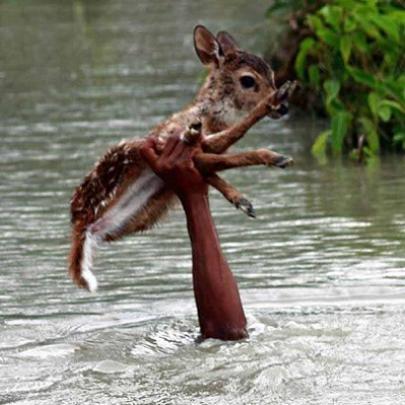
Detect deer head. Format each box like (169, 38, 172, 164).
(193, 25, 288, 127)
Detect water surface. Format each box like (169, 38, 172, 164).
(1, 1, 405, 404)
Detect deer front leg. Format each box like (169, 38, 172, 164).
(206, 173, 255, 218)
(203, 81, 297, 154)
(195, 149, 293, 173)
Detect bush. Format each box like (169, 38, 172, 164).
(267, 0, 405, 162)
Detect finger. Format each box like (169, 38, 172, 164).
(140, 138, 159, 171)
(161, 135, 180, 159)
(167, 137, 190, 163)
(178, 145, 193, 162)
(177, 142, 200, 166)
(168, 126, 201, 163)
(139, 137, 155, 157)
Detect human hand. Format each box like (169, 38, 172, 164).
(140, 133, 208, 199)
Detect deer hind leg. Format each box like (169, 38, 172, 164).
(70, 168, 165, 292)
(195, 149, 293, 173)
(206, 174, 255, 218)
(104, 188, 177, 241)
(88, 168, 165, 240)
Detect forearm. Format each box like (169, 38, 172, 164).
(140, 134, 247, 340)
(179, 192, 247, 340)
(181, 193, 224, 271)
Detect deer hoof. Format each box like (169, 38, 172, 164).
(275, 83, 290, 103)
(275, 155, 294, 169)
(236, 198, 256, 218)
(275, 80, 298, 103)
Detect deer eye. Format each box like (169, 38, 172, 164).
(239, 75, 256, 89)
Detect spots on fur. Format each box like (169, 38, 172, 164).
(70, 139, 145, 226)
(69, 29, 281, 292)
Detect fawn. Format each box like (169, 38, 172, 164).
(69, 25, 296, 292)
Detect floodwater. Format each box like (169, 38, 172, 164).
(1, 1, 405, 404)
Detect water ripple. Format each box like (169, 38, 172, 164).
(1, 1, 405, 404)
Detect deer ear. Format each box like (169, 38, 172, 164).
(216, 31, 239, 56)
(193, 25, 222, 66)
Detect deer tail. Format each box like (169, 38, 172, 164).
(68, 222, 99, 293)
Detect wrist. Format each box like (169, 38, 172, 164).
(178, 189, 209, 211)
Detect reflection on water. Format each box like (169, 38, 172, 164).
(1, 1, 405, 404)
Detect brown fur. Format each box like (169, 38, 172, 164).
(104, 188, 177, 241)
(70, 139, 145, 225)
(68, 25, 295, 291)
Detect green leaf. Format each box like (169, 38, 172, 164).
(308, 65, 320, 86)
(331, 111, 351, 155)
(319, 5, 343, 31)
(307, 15, 324, 32)
(352, 32, 368, 53)
(359, 116, 380, 153)
(380, 100, 405, 114)
(295, 37, 316, 79)
(340, 36, 352, 63)
(324, 79, 341, 110)
(393, 132, 405, 149)
(353, 12, 382, 39)
(391, 76, 405, 101)
(347, 67, 385, 93)
(371, 15, 400, 42)
(393, 132, 405, 142)
(324, 79, 340, 99)
(378, 105, 391, 122)
(317, 28, 340, 47)
(364, 148, 380, 166)
(344, 17, 357, 33)
(311, 130, 330, 163)
(368, 92, 380, 116)
(347, 67, 375, 87)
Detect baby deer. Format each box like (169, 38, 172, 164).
(69, 25, 296, 292)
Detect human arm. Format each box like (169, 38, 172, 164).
(140, 136, 247, 340)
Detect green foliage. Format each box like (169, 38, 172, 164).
(268, 0, 405, 161)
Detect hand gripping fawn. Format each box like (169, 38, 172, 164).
(69, 25, 296, 292)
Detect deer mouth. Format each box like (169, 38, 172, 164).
(268, 103, 289, 119)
